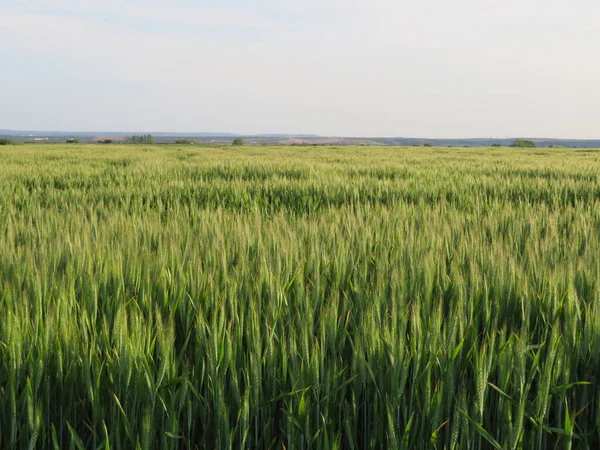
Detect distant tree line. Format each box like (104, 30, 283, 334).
(0, 138, 16, 145)
(290, 143, 326, 147)
(126, 134, 154, 144)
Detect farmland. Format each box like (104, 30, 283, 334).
(1, 144, 600, 449)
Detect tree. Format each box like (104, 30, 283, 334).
(0, 138, 15, 145)
(232, 138, 245, 146)
(126, 134, 154, 144)
(66, 139, 80, 144)
(511, 139, 536, 148)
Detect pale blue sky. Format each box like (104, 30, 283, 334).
(1, 0, 599, 137)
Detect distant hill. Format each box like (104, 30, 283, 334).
(1, 129, 599, 148)
(0, 130, 239, 138)
(368, 137, 600, 148)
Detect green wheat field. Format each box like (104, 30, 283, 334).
(1, 144, 600, 449)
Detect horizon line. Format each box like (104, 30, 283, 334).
(2, 129, 600, 141)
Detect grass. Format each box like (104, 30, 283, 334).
(1, 144, 599, 449)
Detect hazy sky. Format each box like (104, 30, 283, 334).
(1, 0, 599, 137)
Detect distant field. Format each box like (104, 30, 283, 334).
(1, 144, 600, 449)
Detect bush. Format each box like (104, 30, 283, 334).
(0, 138, 15, 145)
(66, 139, 80, 144)
(232, 138, 245, 146)
(511, 139, 536, 148)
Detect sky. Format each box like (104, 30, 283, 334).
(1, 0, 599, 138)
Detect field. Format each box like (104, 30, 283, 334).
(1, 144, 600, 449)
